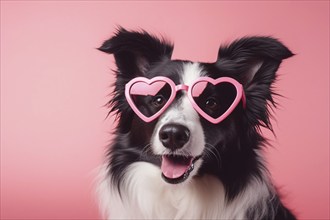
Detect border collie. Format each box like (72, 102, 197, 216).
(97, 27, 296, 219)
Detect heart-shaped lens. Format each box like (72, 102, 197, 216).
(189, 77, 243, 124)
(125, 77, 176, 122)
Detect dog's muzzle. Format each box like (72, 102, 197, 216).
(158, 123, 201, 184)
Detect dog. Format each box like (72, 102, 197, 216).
(97, 27, 296, 219)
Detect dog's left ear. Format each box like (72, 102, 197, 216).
(216, 37, 294, 128)
(98, 27, 174, 77)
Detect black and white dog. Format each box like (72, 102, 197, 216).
(98, 28, 296, 219)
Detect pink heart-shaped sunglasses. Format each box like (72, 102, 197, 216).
(125, 76, 246, 124)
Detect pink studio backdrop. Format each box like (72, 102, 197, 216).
(1, 1, 329, 219)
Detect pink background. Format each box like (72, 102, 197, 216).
(1, 1, 329, 219)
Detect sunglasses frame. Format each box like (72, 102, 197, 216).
(125, 76, 246, 124)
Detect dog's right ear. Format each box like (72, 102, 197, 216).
(98, 27, 174, 77)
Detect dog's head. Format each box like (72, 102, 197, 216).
(99, 28, 293, 185)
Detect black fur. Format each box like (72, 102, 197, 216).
(99, 27, 295, 219)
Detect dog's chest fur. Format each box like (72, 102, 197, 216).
(98, 162, 271, 219)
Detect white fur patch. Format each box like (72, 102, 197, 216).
(151, 62, 205, 175)
(98, 161, 272, 219)
(181, 62, 206, 85)
(151, 63, 205, 156)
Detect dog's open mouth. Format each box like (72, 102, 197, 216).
(161, 155, 201, 184)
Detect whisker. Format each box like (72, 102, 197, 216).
(139, 143, 153, 160)
(204, 143, 222, 169)
(139, 143, 165, 161)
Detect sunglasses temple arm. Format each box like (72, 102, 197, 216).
(241, 90, 247, 109)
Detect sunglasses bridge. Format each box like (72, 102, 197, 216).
(175, 84, 189, 92)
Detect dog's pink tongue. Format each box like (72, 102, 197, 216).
(161, 155, 192, 179)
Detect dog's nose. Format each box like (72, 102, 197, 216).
(159, 123, 190, 150)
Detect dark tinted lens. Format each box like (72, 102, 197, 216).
(192, 82, 237, 118)
(130, 81, 172, 117)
